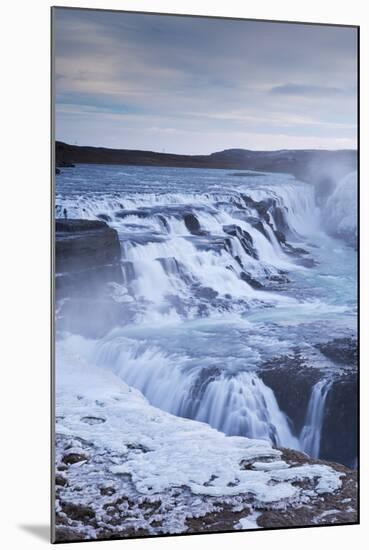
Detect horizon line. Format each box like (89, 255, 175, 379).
(56, 140, 358, 156)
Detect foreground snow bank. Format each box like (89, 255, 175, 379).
(54, 340, 356, 541)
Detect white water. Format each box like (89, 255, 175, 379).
(88, 334, 299, 448)
(56, 165, 357, 460)
(323, 171, 357, 246)
(300, 380, 333, 457)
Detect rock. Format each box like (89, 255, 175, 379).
(194, 286, 219, 300)
(81, 416, 106, 425)
(60, 501, 95, 521)
(257, 448, 357, 528)
(295, 257, 318, 268)
(54, 418, 357, 544)
(223, 224, 258, 259)
(100, 486, 116, 496)
(259, 353, 321, 435)
(55, 168, 60, 175)
(317, 338, 358, 366)
(55, 219, 122, 299)
(55, 220, 121, 269)
(183, 213, 202, 235)
(270, 205, 289, 234)
(260, 348, 358, 467)
(54, 526, 86, 542)
(240, 272, 263, 289)
(55, 474, 67, 487)
(97, 213, 112, 222)
(320, 372, 358, 467)
(244, 216, 271, 242)
(62, 452, 89, 465)
(116, 209, 150, 219)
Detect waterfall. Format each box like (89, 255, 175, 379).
(300, 379, 332, 458)
(90, 336, 300, 450)
(322, 171, 357, 246)
(56, 165, 353, 462)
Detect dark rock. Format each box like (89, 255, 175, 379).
(81, 416, 106, 425)
(295, 257, 318, 268)
(100, 486, 116, 496)
(55, 219, 122, 299)
(257, 448, 357, 528)
(54, 526, 86, 542)
(55, 474, 67, 487)
(241, 194, 268, 219)
(244, 216, 271, 241)
(259, 353, 321, 435)
(97, 213, 112, 222)
(271, 205, 289, 233)
(115, 209, 151, 219)
(317, 338, 358, 366)
(62, 452, 88, 465)
(157, 214, 170, 232)
(260, 348, 358, 467)
(266, 273, 289, 284)
(60, 501, 95, 521)
(223, 224, 258, 259)
(320, 372, 358, 467)
(55, 167, 60, 175)
(183, 213, 202, 235)
(240, 272, 263, 289)
(194, 286, 219, 300)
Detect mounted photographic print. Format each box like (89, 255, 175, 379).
(52, 7, 359, 543)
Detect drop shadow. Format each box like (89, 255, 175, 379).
(18, 524, 50, 542)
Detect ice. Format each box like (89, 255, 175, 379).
(56, 341, 343, 509)
(237, 511, 262, 529)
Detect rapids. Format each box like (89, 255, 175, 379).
(55, 164, 357, 458)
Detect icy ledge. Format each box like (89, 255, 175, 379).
(54, 344, 357, 542)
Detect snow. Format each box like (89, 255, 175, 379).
(237, 511, 261, 530)
(55, 340, 344, 536)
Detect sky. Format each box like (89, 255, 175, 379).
(54, 8, 358, 154)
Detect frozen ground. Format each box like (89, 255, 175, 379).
(54, 343, 357, 541)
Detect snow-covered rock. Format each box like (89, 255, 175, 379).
(53, 341, 357, 542)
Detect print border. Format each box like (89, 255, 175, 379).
(50, 6, 360, 543)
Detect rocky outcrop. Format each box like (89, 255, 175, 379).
(55, 219, 131, 338)
(54, 435, 357, 542)
(183, 213, 206, 235)
(223, 224, 258, 259)
(55, 219, 122, 298)
(259, 341, 358, 467)
(256, 448, 357, 528)
(259, 353, 321, 435)
(317, 338, 358, 366)
(320, 372, 357, 467)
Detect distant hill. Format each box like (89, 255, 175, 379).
(55, 141, 357, 184)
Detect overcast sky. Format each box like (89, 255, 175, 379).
(54, 8, 358, 154)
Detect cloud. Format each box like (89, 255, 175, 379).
(53, 8, 358, 153)
(270, 83, 353, 97)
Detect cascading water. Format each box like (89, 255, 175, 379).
(300, 380, 332, 458)
(322, 171, 357, 246)
(56, 164, 357, 461)
(90, 335, 300, 449)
